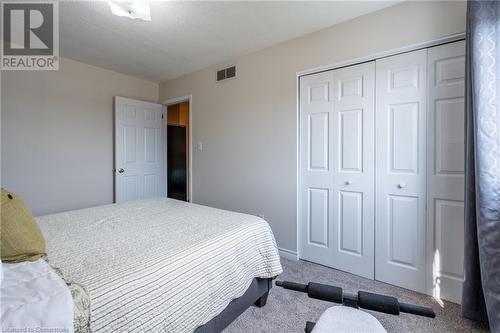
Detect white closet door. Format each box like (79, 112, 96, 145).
(331, 62, 375, 278)
(426, 41, 465, 304)
(299, 63, 375, 278)
(299, 71, 335, 265)
(375, 49, 427, 292)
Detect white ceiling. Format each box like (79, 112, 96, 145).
(60, 1, 400, 83)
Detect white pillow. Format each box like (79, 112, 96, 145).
(0, 259, 74, 332)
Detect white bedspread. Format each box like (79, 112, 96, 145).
(37, 197, 282, 332)
(0, 259, 74, 333)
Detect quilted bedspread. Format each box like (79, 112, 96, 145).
(37, 197, 282, 332)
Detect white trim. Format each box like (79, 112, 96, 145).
(295, 32, 465, 262)
(162, 95, 193, 203)
(279, 247, 299, 261)
(295, 72, 301, 261)
(163, 95, 193, 106)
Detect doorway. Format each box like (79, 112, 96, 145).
(166, 100, 190, 201)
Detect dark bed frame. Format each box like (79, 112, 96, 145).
(194, 278, 273, 333)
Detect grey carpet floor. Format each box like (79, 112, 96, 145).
(224, 258, 489, 333)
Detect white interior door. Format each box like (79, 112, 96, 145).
(115, 96, 165, 203)
(426, 40, 466, 304)
(331, 62, 375, 278)
(375, 49, 427, 292)
(299, 62, 375, 279)
(299, 71, 335, 265)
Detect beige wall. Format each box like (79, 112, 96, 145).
(159, 1, 467, 253)
(1, 57, 159, 216)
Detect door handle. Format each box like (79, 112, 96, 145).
(397, 182, 407, 189)
(118, 168, 125, 174)
(344, 180, 352, 185)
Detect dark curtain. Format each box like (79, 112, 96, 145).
(462, 1, 500, 331)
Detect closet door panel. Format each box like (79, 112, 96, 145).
(427, 40, 465, 304)
(388, 195, 419, 267)
(308, 187, 330, 247)
(309, 112, 330, 170)
(331, 62, 375, 279)
(375, 49, 427, 292)
(299, 71, 335, 266)
(339, 109, 363, 171)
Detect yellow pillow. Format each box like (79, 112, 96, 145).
(1, 188, 46, 262)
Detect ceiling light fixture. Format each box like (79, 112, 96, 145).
(108, 0, 151, 21)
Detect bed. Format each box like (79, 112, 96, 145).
(36, 197, 283, 332)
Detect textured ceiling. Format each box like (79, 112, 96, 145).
(60, 1, 400, 83)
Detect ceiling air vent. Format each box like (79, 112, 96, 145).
(216, 66, 236, 82)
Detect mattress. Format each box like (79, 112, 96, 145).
(37, 197, 283, 332)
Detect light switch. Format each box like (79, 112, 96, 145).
(197, 141, 203, 151)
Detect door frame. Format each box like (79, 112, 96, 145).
(295, 32, 465, 274)
(163, 95, 193, 202)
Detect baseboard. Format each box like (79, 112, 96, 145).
(278, 247, 299, 261)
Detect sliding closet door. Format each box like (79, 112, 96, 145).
(331, 62, 375, 278)
(375, 50, 427, 292)
(426, 41, 465, 303)
(299, 71, 335, 266)
(299, 63, 375, 278)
